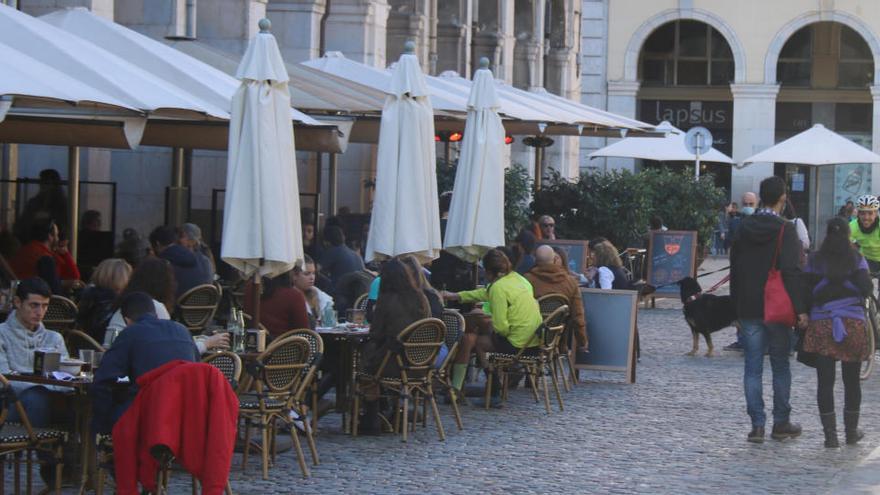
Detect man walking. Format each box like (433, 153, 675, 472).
(730, 176, 807, 443)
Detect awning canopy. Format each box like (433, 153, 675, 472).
(589, 121, 734, 163)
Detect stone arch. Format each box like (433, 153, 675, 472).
(764, 11, 880, 84)
(622, 8, 747, 83)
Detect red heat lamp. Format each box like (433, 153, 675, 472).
(434, 135, 441, 142)
(504, 135, 514, 145)
(448, 132, 463, 142)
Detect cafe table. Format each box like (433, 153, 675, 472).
(315, 324, 369, 434)
(4, 372, 95, 495)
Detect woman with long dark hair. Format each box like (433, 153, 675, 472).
(244, 268, 311, 338)
(803, 216, 873, 447)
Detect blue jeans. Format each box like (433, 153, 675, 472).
(740, 319, 792, 428)
(7, 386, 53, 427)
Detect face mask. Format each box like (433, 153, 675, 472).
(741, 207, 755, 216)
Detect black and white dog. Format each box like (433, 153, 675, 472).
(678, 277, 737, 357)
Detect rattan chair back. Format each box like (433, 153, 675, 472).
(537, 293, 568, 319)
(65, 330, 105, 356)
(540, 305, 570, 350)
(274, 329, 324, 365)
(353, 292, 369, 312)
(395, 318, 446, 374)
(255, 336, 311, 399)
(440, 310, 465, 349)
(175, 284, 220, 333)
(44, 295, 77, 333)
(202, 351, 243, 387)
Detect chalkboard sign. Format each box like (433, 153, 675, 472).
(646, 230, 698, 296)
(538, 240, 589, 276)
(575, 288, 638, 383)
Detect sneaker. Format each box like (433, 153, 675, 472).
(747, 426, 765, 443)
(771, 422, 802, 440)
(724, 341, 743, 352)
(288, 410, 311, 435)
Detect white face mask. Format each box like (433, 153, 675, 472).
(741, 206, 756, 216)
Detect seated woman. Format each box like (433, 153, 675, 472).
(400, 254, 444, 318)
(589, 240, 633, 290)
(292, 255, 334, 326)
(77, 258, 131, 342)
(244, 269, 311, 339)
(359, 259, 431, 433)
(442, 249, 543, 406)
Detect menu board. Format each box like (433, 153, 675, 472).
(538, 240, 589, 276)
(575, 288, 638, 383)
(646, 230, 697, 296)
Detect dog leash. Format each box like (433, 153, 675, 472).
(648, 265, 731, 291)
(703, 273, 731, 294)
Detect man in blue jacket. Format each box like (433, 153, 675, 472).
(149, 225, 213, 297)
(91, 291, 199, 434)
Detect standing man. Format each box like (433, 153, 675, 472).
(730, 176, 807, 443)
(538, 215, 557, 240)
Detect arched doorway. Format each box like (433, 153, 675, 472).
(773, 22, 874, 233)
(636, 19, 735, 191)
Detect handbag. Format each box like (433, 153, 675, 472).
(764, 224, 797, 327)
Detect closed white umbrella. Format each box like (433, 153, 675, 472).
(221, 19, 303, 282)
(589, 121, 734, 163)
(443, 58, 506, 262)
(364, 42, 442, 263)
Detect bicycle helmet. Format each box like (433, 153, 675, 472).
(857, 194, 880, 211)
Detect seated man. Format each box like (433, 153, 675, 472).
(9, 219, 83, 296)
(0, 278, 68, 427)
(92, 291, 199, 434)
(524, 245, 587, 352)
(149, 225, 213, 298)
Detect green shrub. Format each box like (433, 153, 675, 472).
(532, 168, 726, 249)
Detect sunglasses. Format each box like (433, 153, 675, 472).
(541, 223, 555, 228)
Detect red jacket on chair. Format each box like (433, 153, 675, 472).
(112, 360, 239, 495)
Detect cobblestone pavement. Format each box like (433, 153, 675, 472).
(20, 257, 880, 494)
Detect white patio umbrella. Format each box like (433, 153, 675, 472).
(742, 123, 880, 243)
(221, 19, 303, 286)
(364, 41, 442, 263)
(588, 121, 734, 163)
(443, 58, 506, 262)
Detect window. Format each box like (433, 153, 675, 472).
(777, 23, 874, 88)
(639, 20, 734, 87)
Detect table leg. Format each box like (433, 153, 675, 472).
(76, 394, 95, 495)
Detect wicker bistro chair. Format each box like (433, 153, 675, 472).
(484, 305, 570, 414)
(44, 295, 78, 333)
(238, 336, 317, 480)
(64, 329, 105, 357)
(353, 292, 370, 313)
(0, 375, 67, 495)
(203, 351, 243, 390)
(174, 284, 221, 334)
(435, 310, 465, 431)
(536, 293, 575, 391)
(272, 329, 324, 433)
(352, 318, 447, 442)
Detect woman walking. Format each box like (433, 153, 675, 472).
(803, 217, 872, 447)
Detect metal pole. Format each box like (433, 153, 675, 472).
(169, 147, 185, 226)
(67, 146, 80, 262)
(534, 145, 544, 192)
(814, 167, 820, 242)
(695, 134, 702, 179)
(328, 153, 338, 216)
(315, 152, 323, 219)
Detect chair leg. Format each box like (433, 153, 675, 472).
(14, 451, 21, 495)
(225, 480, 234, 495)
(260, 421, 270, 480)
(541, 366, 552, 414)
(427, 389, 445, 442)
(303, 411, 320, 466)
(550, 364, 565, 411)
(565, 354, 578, 387)
(421, 391, 428, 429)
(311, 384, 319, 433)
(191, 474, 199, 495)
(527, 371, 540, 403)
(484, 371, 493, 411)
(54, 445, 63, 495)
(401, 389, 410, 443)
(289, 425, 310, 478)
(241, 420, 252, 471)
(352, 390, 361, 437)
(449, 387, 464, 431)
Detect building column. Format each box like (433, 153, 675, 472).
(435, 0, 472, 76)
(730, 83, 780, 203)
(267, 0, 326, 63)
(604, 80, 640, 172)
(870, 85, 880, 196)
(386, 0, 433, 71)
(323, 0, 390, 67)
(20, 0, 113, 19)
(471, 0, 514, 84)
(545, 46, 581, 179)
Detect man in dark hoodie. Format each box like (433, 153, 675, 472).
(524, 245, 587, 351)
(149, 225, 213, 298)
(730, 176, 808, 444)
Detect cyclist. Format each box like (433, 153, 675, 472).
(850, 194, 880, 276)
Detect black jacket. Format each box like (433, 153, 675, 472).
(159, 244, 214, 297)
(730, 212, 807, 320)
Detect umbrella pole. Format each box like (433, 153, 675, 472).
(814, 168, 820, 243)
(252, 273, 261, 329)
(67, 146, 80, 263)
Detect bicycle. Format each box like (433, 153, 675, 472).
(861, 294, 880, 380)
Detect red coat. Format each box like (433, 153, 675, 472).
(112, 361, 239, 495)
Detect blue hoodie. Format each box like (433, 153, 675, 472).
(159, 244, 214, 297)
